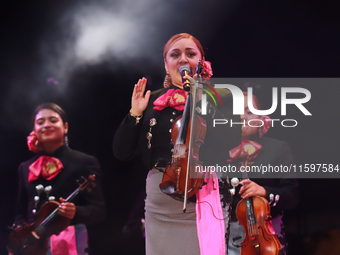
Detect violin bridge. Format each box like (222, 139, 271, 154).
(172, 155, 185, 159)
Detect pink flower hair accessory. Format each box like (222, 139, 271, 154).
(200, 61, 213, 79)
(27, 131, 43, 153)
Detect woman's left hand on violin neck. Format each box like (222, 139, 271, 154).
(58, 197, 76, 219)
(239, 179, 267, 199)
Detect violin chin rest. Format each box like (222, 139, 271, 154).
(159, 181, 176, 195)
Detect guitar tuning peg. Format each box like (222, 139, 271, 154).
(230, 177, 240, 188)
(272, 194, 279, 207)
(33, 196, 39, 214)
(229, 177, 240, 196)
(35, 184, 44, 195)
(45, 186, 52, 196)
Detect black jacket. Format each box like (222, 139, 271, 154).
(113, 85, 242, 170)
(230, 136, 299, 220)
(14, 145, 106, 226)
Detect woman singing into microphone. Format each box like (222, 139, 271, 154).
(113, 33, 241, 255)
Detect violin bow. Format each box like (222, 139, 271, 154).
(183, 60, 202, 212)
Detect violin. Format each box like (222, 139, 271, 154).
(7, 174, 95, 255)
(235, 158, 281, 255)
(159, 60, 206, 211)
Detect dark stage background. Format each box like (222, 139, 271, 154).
(1, 1, 340, 254)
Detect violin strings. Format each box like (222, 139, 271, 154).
(34, 189, 80, 236)
(35, 208, 59, 235)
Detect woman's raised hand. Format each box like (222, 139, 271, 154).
(131, 77, 151, 116)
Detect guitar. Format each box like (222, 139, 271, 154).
(7, 174, 96, 255)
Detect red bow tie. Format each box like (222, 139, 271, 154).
(228, 140, 262, 163)
(28, 156, 64, 182)
(153, 88, 187, 111)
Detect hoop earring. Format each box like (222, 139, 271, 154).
(64, 135, 69, 147)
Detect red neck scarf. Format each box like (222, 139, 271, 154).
(228, 115, 271, 162)
(28, 156, 63, 182)
(228, 139, 263, 162)
(153, 88, 187, 111)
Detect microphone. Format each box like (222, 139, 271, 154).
(179, 65, 191, 91)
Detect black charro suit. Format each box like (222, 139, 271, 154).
(113, 85, 242, 168)
(14, 145, 106, 227)
(230, 136, 299, 221)
(227, 136, 299, 255)
(113, 84, 242, 254)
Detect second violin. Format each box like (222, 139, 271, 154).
(236, 195, 281, 255)
(8, 175, 96, 255)
(235, 157, 281, 255)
